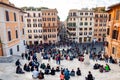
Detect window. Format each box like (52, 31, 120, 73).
(109, 14, 111, 21)
(38, 19, 41, 22)
(39, 35, 42, 38)
(79, 37, 82, 42)
(33, 19, 37, 22)
(34, 35, 38, 38)
(48, 13, 50, 15)
(85, 18, 87, 20)
(52, 18, 55, 21)
(90, 18, 92, 20)
(14, 13, 16, 21)
(80, 13, 83, 15)
(47, 18, 51, 21)
(94, 34, 97, 36)
(23, 40, 25, 45)
(85, 13, 88, 15)
(9, 48, 13, 55)
(99, 24, 102, 26)
(28, 13, 30, 17)
(112, 47, 116, 54)
(116, 10, 120, 20)
(84, 28, 87, 30)
(53, 23, 55, 26)
(28, 30, 29, 33)
(28, 35, 32, 39)
(95, 24, 98, 26)
(5, 11, 9, 21)
(79, 32, 83, 35)
(90, 22, 92, 25)
(84, 32, 87, 35)
(100, 14, 103, 18)
(21, 16, 23, 22)
(33, 13, 36, 17)
(112, 30, 118, 39)
(27, 19, 31, 22)
(73, 12, 76, 16)
(107, 28, 110, 35)
(89, 32, 92, 35)
(43, 29, 47, 32)
(96, 19, 98, 22)
(94, 29, 97, 32)
(103, 29, 106, 31)
(84, 22, 88, 26)
(48, 23, 50, 27)
(90, 13, 93, 15)
(99, 34, 101, 36)
(38, 24, 41, 27)
(80, 18, 82, 20)
(79, 28, 83, 30)
(103, 24, 106, 26)
(33, 24, 37, 27)
(95, 14, 98, 18)
(89, 28, 92, 30)
(80, 22, 83, 26)
(73, 18, 76, 21)
(17, 45, 19, 52)
(99, 29, 102, 31)
(27, 24, 31, 27)
(16, 30, 18, 38)
(22, 28, 24, 35)
(100, 19, 103, 22)
(34, 30, 35, 33)
(73, 23, 76, 27)
(38, 13, 41, 17)
(8, 31, 11, 41)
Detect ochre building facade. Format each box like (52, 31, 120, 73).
(105, 3, 120, 59)
(0, 0, 26, 56)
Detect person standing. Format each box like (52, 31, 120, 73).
(21, 53, 24, 59)
(25, 53, 28, 60)
(64, 68, 70, 80)
(58, 53, 61, 65)
(60, 71, 64, 80)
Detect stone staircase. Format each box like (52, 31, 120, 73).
(0, 55, 21, 63)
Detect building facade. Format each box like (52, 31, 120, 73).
(67, 9, 94, 43)
(105, 3, 120, 59)
(41, 9, 58, 43)
(0, 0, 26, 56)
(23, 8, 43, 45)
(94, 7, 109, 42)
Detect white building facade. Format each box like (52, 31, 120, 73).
(67, 9, 94, 43)
(24, 9, 43, 45)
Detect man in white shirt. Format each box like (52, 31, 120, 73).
(32, 67, 39, 79)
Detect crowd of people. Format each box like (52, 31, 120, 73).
(93, 63, 111, 73)
(14, 41, 120, 80)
